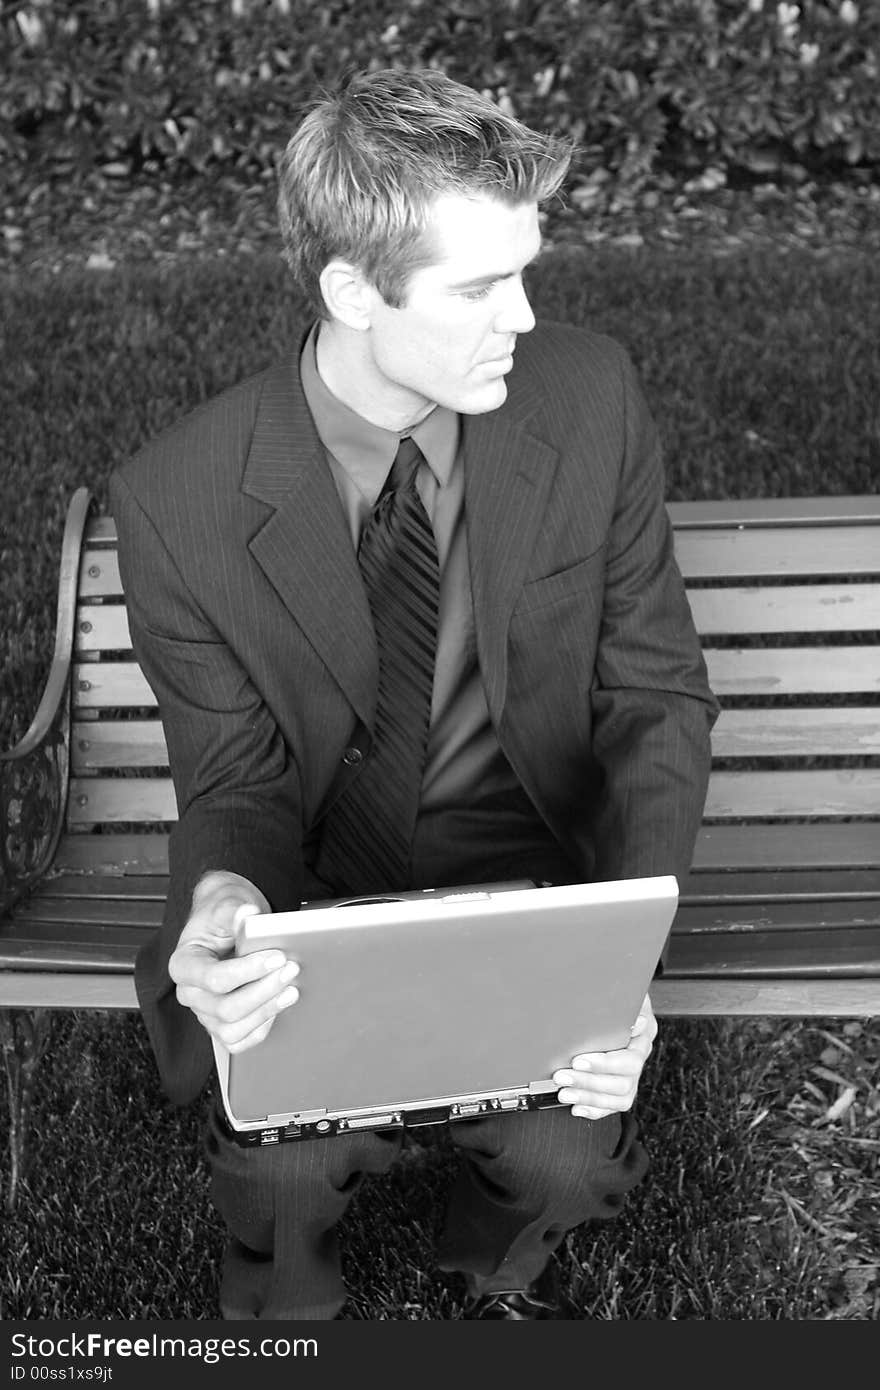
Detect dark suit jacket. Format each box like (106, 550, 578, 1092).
(110, 320, 719, 1106)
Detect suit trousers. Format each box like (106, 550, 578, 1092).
(205, 817, 650, 1320)
(207, 1098, 648, 1320)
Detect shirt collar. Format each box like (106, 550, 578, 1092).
(299, 321, 459, 506)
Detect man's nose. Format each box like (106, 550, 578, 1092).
(495, 275, 536, 335)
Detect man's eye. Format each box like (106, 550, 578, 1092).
(461, 284, 493, 302)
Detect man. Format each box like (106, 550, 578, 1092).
(110, 67, 718, 1321)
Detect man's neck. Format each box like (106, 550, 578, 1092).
(314, 318, 436, 434)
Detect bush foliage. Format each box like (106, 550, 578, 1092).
(2, 0, 879, 208)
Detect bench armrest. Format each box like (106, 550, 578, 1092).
(1, 488, 92, 913)
(1, 710, 70, 912)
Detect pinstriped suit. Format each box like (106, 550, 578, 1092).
(110, 320, 718, 1316)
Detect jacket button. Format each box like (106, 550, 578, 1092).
(342, 746, 363, 766)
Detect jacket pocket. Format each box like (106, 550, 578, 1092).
(514, 548, 605, 616)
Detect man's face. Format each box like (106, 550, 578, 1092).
(363, 192, 541, 424)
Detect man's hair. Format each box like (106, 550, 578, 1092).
(277, 67, 575, 316)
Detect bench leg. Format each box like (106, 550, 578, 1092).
(0, 1008, 52, 1213)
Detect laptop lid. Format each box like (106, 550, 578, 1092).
(213, 876, 678, 1145)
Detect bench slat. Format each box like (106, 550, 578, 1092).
(28, 870, 880, 911)
(667, 497, 880, 528)
(75, 604, 131, 652)
(78, 550, 122, 597)
(681, 869, 880, 902)
(89, 499, 880, 543)
(2, 970, 875, 1014)
(72, 649, 880, 708)
(73, 662, 157, 708)
(0, 937, 147, 971)
(692, 823, 880, 870)
(40, 874, 169, 900)
(650, 978, 880, 1015)
(703, 645, 879, 694)
(4, 917, 875, 977)
(73, 589, 880, 650)
(666, 924, 880, 975)
(673, 526, 880, 578)
(0, 974, 140, 1008)
(68, 777, 177, 823)
(90, 527, 875, 584)
(71, 720, 168, 770)
(687, 584, 880, 634)
(4, 930, 876, 976)
(40, 855, 880, 906)
(33, 870, 880, 907)
(11, 897, 164, 928)
(63, 770, 880, 824)
(672, 899, 878, 935)
(68, 707, 880, 772)
(84, 516, 119, 544)
(705, 769, 880, 818)
(54, 833, 171, 875)
(712, 708, 880, 757)
(82, 521, 880, 593)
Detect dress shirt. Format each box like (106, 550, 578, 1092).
(298, 322, 521, 817)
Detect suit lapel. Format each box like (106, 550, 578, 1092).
(463, 374, 559, 724)
(241, 358, 378, 727)
(238, 352, 558, 730)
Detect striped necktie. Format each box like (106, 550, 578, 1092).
(315, 436, 440, 893)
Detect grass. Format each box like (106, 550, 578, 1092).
(1, 244, 878, 1319)
(1, 1011, 877, 1319)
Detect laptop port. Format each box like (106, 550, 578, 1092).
(343, 1113, 401, 1131)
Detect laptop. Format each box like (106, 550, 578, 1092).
(213, 875, 678, 1147)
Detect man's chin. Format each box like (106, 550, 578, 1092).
(456, 378, 509, 415)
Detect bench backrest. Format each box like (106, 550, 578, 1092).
(59, 494, 880, 881)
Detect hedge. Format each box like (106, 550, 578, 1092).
(2, 0, 879, 209)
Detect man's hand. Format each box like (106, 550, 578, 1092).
(552, 994, 657, 1121)
(168, 870, 300, 1054)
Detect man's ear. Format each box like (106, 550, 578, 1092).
(318, 260, 373, 330)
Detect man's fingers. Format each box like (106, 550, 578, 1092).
(171, 943, 294, 994)
(569, 1026, 656, 1074)
(182, 965, 299, 1018)
(224, 1016, 278, 1054)
(556, 1072, 635, 1100)
(175, 955, 299, 1033)
(559, 1047, 649, 1083)
(194, 1009, 277, 1053)
(628, 994, 657, 1035)
(554, 1000, 657, 1119)
(194, 980, 300, 1051)
(202, 948, 296, 998)
(630, 995, 657, 1035)
(559, 1073, 639, 1115)
(166, 872, 284, 1051)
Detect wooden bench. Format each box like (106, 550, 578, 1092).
(2, 487, 879, 1211)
